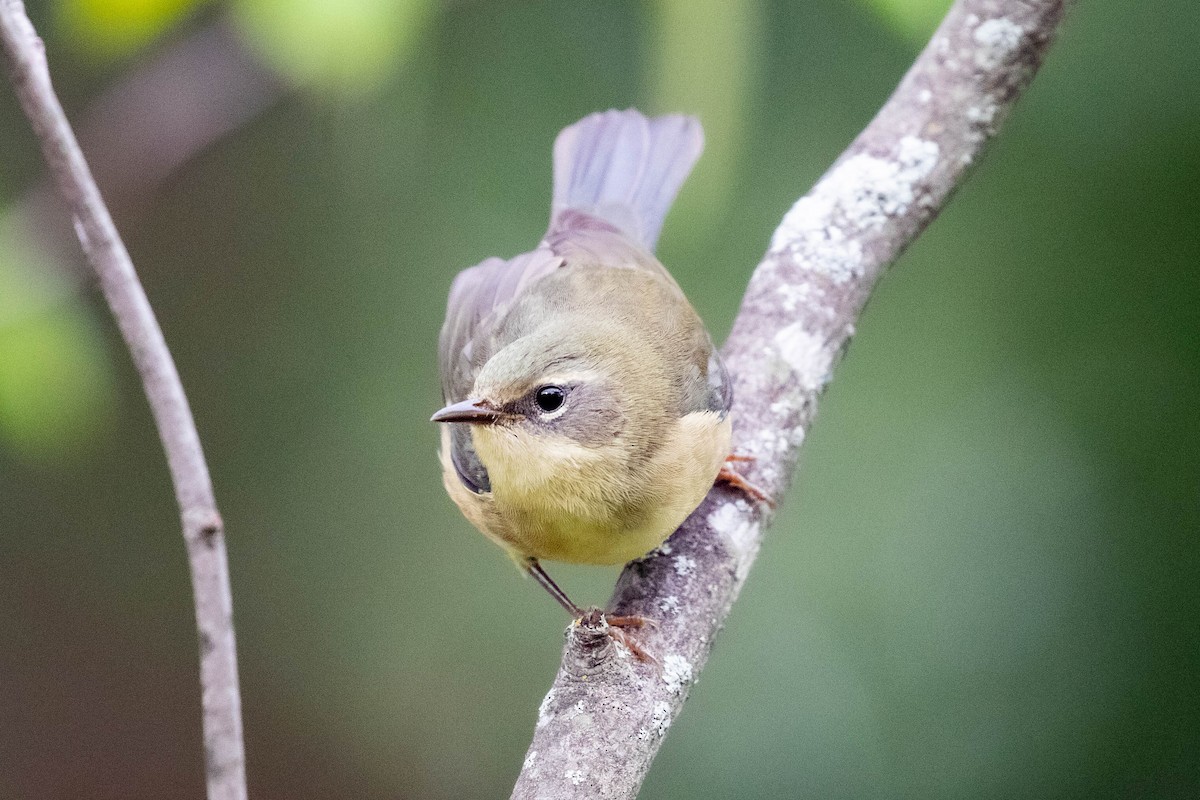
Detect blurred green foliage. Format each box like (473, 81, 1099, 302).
(0, 212, 113, 457)
(862, 0, 953, 41)
(648, 0, 759, 228)
(1, 0, 1197, 799)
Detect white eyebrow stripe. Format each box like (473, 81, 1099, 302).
(540, 370, 602, 386)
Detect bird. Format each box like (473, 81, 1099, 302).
(432, 109, 762, 656)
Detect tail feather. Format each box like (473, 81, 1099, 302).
(550, 109, 703, 251)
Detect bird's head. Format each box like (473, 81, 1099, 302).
(432, 323, 672, 497)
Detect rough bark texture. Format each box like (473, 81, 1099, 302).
(0, 3, 247, 800)
(511, 1, 1072, 798)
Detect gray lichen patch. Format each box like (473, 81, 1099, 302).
(771, 136, 939, 271)
(707, 500, 762, 580)
(536, 688, 558, 729)
(972, 17, 1025, 69)
(672, 554, 696, 576)
(661, 654, 694, 696)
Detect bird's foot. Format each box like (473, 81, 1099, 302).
(716, 454, 775, 507)
(526, 559, 659, 662)
(575, 608, 658, 663)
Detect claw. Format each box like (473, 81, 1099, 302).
(716, 454, 775, 507)
(575, 609, 659, 662)
(606, 625, 658, 664)
(602, 614, 658, 630)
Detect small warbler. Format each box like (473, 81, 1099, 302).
(433, 110, 760, 654)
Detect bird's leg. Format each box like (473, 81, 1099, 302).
(716, 454, 775, 507)
(525, 558, 584, 616)
(524, 559, 657, 661)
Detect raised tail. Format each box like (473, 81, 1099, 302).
(549, 109, 703, 252)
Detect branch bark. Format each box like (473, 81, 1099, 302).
(0, 4, 247, 800)
(512, 1, 1072, 797)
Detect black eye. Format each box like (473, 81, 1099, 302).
(535, 385, 566, 413)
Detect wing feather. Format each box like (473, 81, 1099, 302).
(437, 246, 563, 404)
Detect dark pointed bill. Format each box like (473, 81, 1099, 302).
(430, 398, 501, 424)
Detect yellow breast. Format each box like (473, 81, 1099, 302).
(439, 411, 731, 565)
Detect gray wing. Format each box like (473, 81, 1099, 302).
(437, 245, 563, 404)
(437, 246, 563, 495)
(705, 350, 733, 418)
(439, 214, 682, 405)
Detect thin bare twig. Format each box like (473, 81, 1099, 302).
(0, 4, 247, 800)
(512, 1, 1073, 798)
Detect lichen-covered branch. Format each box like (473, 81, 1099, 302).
(0, 4, 247, 800)
(512, 1, 1072, 798)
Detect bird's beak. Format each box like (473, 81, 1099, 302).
(430, 398, 503, 424)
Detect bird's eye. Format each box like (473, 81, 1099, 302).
(535, 385, 566, 413)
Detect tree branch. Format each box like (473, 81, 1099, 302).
(512, 1, 1072, 797)
(0, 4, 247, 800)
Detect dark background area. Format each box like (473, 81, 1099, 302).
(1, 0, 1197, 797)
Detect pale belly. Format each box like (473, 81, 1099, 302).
(502, 498, 690, 565)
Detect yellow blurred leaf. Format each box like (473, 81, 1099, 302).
(57, 0, 206, 58)
(0, 212, 114, 459)
(0, 309, 114, 459)
(231, 0, 436, 94)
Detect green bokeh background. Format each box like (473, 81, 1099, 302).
(2, 0, 1198, 797)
